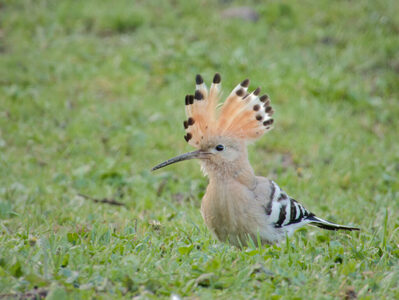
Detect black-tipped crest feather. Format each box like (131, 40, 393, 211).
(213, 73, 221, 84)
(241, 79, 249, 87)
(196, 74, 204, 84)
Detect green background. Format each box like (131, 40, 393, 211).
(1, 0, 398, 298)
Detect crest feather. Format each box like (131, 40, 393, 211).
(183, 73, 274, 147)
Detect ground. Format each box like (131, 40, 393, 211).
(1, 0, 399, 299)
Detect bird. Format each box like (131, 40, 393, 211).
(152, 73, 359, 247)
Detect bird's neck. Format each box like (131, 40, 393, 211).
(202, 156, 257, 189)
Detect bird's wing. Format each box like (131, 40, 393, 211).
(262, 180, 313, 229)
(258, 179, 359, 231)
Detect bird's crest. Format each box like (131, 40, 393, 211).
(183, 73, 274, 147)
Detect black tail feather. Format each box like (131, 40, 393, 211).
(307, 216, 360, 231)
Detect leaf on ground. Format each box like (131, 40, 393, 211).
(343, 286, 357, 300)
(195, 273, 215, 287)
(78, 193, 126, 207)
(250, 263, 275, 277)
(221, 7, 259, 22)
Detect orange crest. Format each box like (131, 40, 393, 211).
(183, 73, 274, 147)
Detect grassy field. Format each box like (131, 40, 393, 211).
(1, 0, 399, 298)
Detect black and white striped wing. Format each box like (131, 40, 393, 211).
(263, 180, 360, 232)
(263, 181, 313, 230)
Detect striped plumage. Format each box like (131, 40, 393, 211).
(152, 74, 359, 246)
(265, 180, 358, 237)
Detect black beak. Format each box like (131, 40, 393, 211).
(151, 150, 210, 171)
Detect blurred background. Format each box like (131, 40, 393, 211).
(0, 0, 398, 298)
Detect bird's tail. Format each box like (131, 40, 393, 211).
(307, 216, 360, 231)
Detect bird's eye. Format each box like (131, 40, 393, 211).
(215, 144, 225, 151)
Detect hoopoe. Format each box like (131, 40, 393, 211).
(152, 74, 359, 246)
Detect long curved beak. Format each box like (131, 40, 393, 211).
(151, 150, 210, 171)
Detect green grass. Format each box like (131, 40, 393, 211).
(1, 0, 399, 298)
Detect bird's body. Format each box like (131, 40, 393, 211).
(152, 74, 359, 246)
(200, 145, 357, 246)
(202, 173, 357, 246)
(202, 174, 279, 246)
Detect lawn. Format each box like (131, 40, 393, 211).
(1, 0, 399, 299)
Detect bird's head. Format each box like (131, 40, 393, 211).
(152, 73, 274, 173)
(152, 136, 245, 172)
